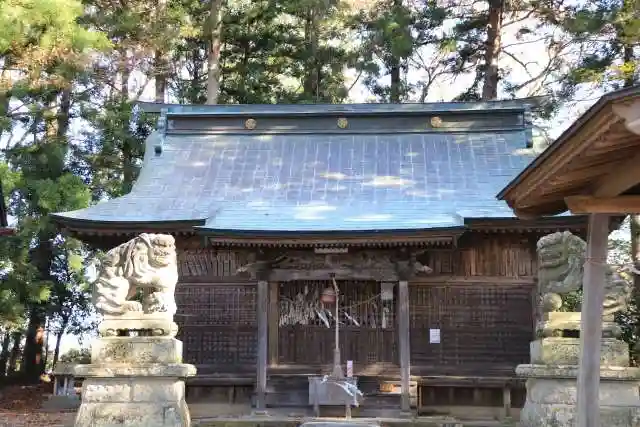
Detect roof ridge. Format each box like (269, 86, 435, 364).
(136, 100, 541, 117)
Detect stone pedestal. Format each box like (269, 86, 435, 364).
(73, 336, 196, 427)
(517, 364, 640, 427)
(517, 313, 640, 427)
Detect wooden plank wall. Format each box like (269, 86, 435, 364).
(427, 233, 537, 277)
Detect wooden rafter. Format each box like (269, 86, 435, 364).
(565, 195, 640, 214)
(594, 150, 640, 197)
(612, 99, 640, 136)
(509, 108, 618, 204)
(549, 163, 614, 185)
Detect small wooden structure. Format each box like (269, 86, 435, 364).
(52, 363, 77, 396)
(52, 101, 589, 419)
(498, 85, 640, 427)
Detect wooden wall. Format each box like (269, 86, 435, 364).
(173, 232, 539, 376)
(175, 247, 258, 373)
(409, 233, 537, 374)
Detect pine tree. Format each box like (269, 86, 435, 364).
(352, 0, 448, 102)
(0, 0, 107, 381)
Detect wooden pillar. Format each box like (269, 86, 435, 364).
(577, 213, 609, 427)
(256, 279, 269, 412)
(502, 385, 511, 419)
(268, 282, 279, 366)
(398, 279, 411, 413)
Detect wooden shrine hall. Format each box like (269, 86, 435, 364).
(51, 100, 592, 420)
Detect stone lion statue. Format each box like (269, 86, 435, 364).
(537, 231, 631, 315)
(92, 233, 179, 316)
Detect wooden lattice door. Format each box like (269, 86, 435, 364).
(175, 283, 258, 373)
(277, 280, 398, 367)
(409, 282, 534, 371)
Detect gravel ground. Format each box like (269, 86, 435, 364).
(0, 411, 76, 427)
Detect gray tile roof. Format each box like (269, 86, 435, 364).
(53, 114, 538, 232)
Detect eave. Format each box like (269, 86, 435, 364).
(497, 85, 640, 218)
(54, 216, 592, 250)
(198, 227, 465, 248)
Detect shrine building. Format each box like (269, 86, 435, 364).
(51, 101, 590, 420)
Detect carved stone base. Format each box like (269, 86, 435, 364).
(516, 365, 640, 427)
(91, 336, 184, 365)
(73, 364, 196, 427)
(530, 338, 630, 366)
(99, 312, 178, 337)
(519, 401, 640, 427)
(73, 335, 196, 427)
(535, 312, 621, 338)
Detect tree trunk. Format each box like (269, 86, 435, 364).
(154, 0, 168, 103)
(42, 322, 50, 371)
(389, 0, 403, 103)
(8, 331, 22, 376)
(52, 326, 66, 370)
(0, 55, 11, 141)
(22, 239, 52, 382)
(0, 332, 11, 377)
(481, 0, 503, 100)
(56, 88, 72, 139)
(303, 7, 320, 101)
(118, 48, 131, 101)
(207, 0, 224, 104)
(21, 309, 46, 382)
(155, 50, 167, 103)
(117, 49, 135, 194)
(390, 65, 401, 103)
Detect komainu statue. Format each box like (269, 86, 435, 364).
(537, 231, 631, 316)
(92, 233, 179, 317)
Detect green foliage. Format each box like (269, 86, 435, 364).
(59, 347, 90, 364)
(168, 0, 356, 104)
(47, 237, 97, 347)
(554, 0, 639, 97)
(353, 0, 448, 102)
(77, 100, 154, 199)
(609, 219, 640, 365)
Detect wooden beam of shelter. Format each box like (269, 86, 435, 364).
(593, 150, 640, 197)
(565, 196, 640, 215)
(612, 100, 640, 136)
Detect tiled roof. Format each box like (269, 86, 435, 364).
(52, 103, 538, 232)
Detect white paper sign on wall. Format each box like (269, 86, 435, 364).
(429, 328, 441, 344)
(346, 360, 354, 378)
(380, 282, 395, 301)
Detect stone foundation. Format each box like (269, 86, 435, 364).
(535, 312, 621, 338)
(73, 337, 196, 427)
(74, 372, 194, 427)
(517, 322, 640, 427)
(530, 338, 629, 366)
